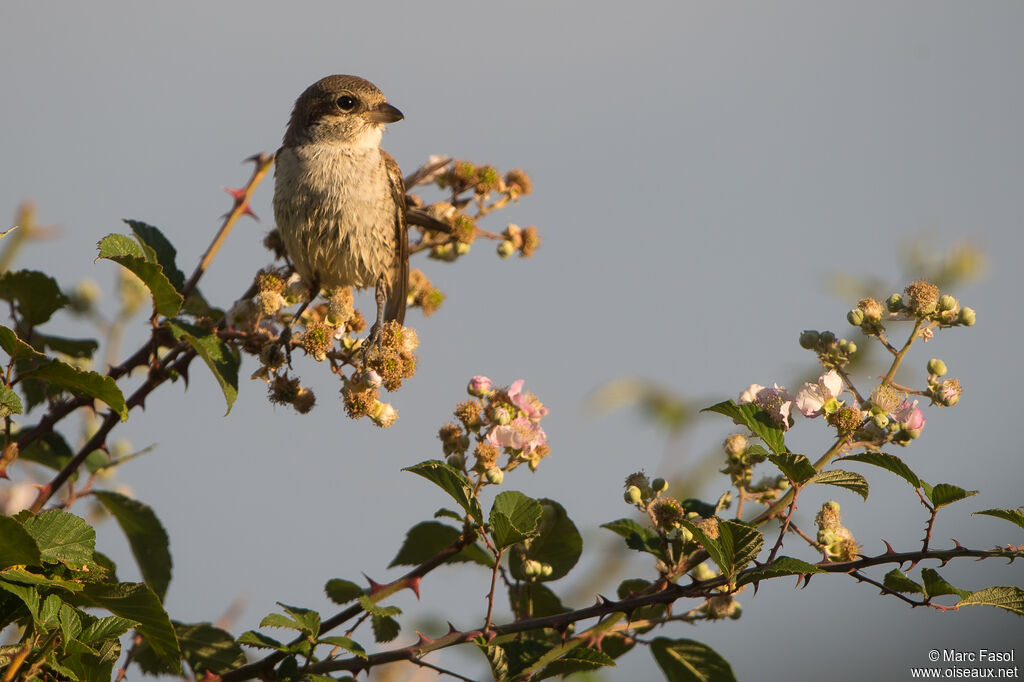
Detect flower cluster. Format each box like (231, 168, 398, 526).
(816, 501, 859, 561)
(441, 377, 551, 483)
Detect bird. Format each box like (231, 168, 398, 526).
(273, 75, 408, 348)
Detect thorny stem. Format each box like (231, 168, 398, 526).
(767, 484, 801, 564)
(916, 488, 939, 553)
(484, 548, 503, 633)
(410, 657, 478, 682)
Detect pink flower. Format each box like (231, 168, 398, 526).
(487, 416, 547, 454)
(795, 370, 844, 418)
(739, 383, 794, 430)
(892, 399, 926, 432)
(507, 379, 549, 421)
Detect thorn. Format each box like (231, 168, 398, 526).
(752, 580, 760, 596)
(484, 629, 498, 643)
(800, 574, 813, 589)
(245, 153, 267, 165)
(597, 594, 613, 606)
(224, 186, 246, 201)
(415, 631, 435, 647)
(406, 576, 422, 599)
(446, 621, 458, 635)
(951, 538, 964, 550)
(363, 573, 385, 596)
(881, 539, 897, 555)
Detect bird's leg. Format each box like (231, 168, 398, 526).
(279, 278, 319, 368)
(362, 274, 388, 364)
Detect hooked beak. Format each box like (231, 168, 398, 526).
(364, 102, 404, 124)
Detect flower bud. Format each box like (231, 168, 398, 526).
(938, 294, 957, 311)
(927, 358, 947, 377)
(857, 298, 884, 322)
(523, 559, 542, 577)
(723, 433, 748, 457)
(540, 563, 553, 578)
(872, 413, 890, 429)
(958, 307, 976, 326)
(369, 401, 398, 428)
(624, 485, 643, 505)
(497, 240, 516, 259)
(651, 477, 669, 493)
(468, 375, 493, 397)
(485, 467, 504, 485)
(446, 453, 465, 469)
(818, 331, 836, 346)
(886, 293, 904, 312)
(936, 378, 962, 407)
(847, 309, 865, 326)
(798, 330, 819, 349)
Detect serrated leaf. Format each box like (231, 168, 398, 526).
(679, 518, 728, 575)
(508, 499, 583, 582)
(702, 400, 786, 454)
(766, 452, 816, 485)
(32, 333, 99, 360)
(0, 515, 41, 570)
(388, 521, 492, 568)
(80, 615, 138, 643)
(237, 630, 284, 650)
(738, 556, 825, 586)
(0, 385, 22, 418)
(165, 320, 238, 414)
(926, 483, 978, 509)
(958, 586, 1024, 616)
(490, 491, 543, 550)
(124, 220, 186, 292)
(650, 637, 737, 682)
(317, 635, 367, 659)
(371, 614, 400, 643)
(21, 361, 128, 421)
(601, 518, 664, 559)
(477, 641, 510, 681)
(534, 646, 616, 680)
(807, 469, 869, 500)
(58, 603, 83, 642)
(97, 234, 183, 316)
(973, 508, 1024, 531)
(883, 569, 925, 595)
(402, 460, 483, 526)
(278, 603, 320, 637)
(93, 491, 171, 601)
(22, 509, 97, 569)
(259, 612, 305, 633)
(0, 566, 85, 592)
(39, 593, 62, 630)
(175, 622, 247, 674)
(718, 520, 764, 575)
(18, 430, 74, 473)
(0, 270, 68, 325)
(838, 451, 921, 488)
(0, 580, 40, 620)
(356, 595, 401, 619)
(82, 582, 179, 672)
(921, 568, 970, 599)
(325, 578, 363, 605)
(433, 507, 463, 521)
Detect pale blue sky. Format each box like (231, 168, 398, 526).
(3, 3, 1023, 679)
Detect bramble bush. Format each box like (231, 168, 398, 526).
(0, 155, 1020, 682)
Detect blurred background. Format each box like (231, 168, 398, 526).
(2, 2, 1022, 679)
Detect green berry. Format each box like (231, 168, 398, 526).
(847, 309, 865, 326)
(927, 358, 947, 376)
(799, 330, 820, 349)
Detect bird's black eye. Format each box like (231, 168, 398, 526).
(336, 95, 357, 111)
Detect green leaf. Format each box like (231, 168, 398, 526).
(175, 622, 247, 674)
(19, 430, 74, 473)
(0, 385, 22, 418)
(534, 646, 616, 680)
(508, 582, 567, 619)
(973, 508, 1024, 531)
(717, 520, 764, 575)
(489, 491, 543, 550)
(807, 470, 869, 500)
(0, 515, 42, 570)
(81, 582, 180, 672)
(679, 518, 727, 575)
(508, 499, 583, 582)
(0, 580, 40, 620)
(259, 612, 307, 634)
(838, 451, 921, 488)
(402, 460, 483, 526)
(371, 614, 400, 643)
(237, 630, 284, 650)
(32, 333, 99, 360)
(477, 641, 510, 681)
(883, 569, 925, 595)
(21, 361, 128, 421)
(650, 637, 737, 682)
(96, 234, 183, 317)
(926, 483, 978, 509)
(22, 509, 97, 569)
(958, 586, 1024, 616)
(92, 492, 171, 601)
(921, 568, 970, 599)
(324, 579, 363, 605)
(58, 603, 84, 641)
(0, 324, 46, 362)
(124, 220, 186, 293)
(0, 270, 68, 325)
(602, 517, 666, 560)
(317, 636, 367, 659)
(39, 593, 62, 630)
(165, 320, 239, 415)
(1, 566, 85, 592)
(738, 556, 825, 587)
(278, 603, 320, 637)
(388, 521, 493, 568)
(356, 595, 400, 619)
(80, 615, 138, 643)
(702, 400, 786, 454)
(433, 507, 463, 521)
(766, 452, 815, 485)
